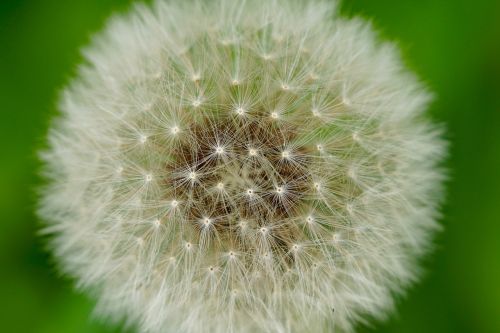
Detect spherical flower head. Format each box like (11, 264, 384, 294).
(38, 1, 447, 332)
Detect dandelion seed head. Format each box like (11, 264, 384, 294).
(38, 1, 447, 332)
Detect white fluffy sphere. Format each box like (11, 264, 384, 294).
(39, 1, 446, 332)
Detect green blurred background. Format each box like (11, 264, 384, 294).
(1, 0, 499, 332)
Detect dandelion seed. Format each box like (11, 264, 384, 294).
(332, 233, 342, 244)
(281, 150, 291, 159)
(192, 98, 202, 108)
(191, 73, 201, 82)
(248, 148, 258, 156)
(235, 106, 246, 116)
(313, 182, 322, 191)
(170, 126, 180, 135)
(238, 220, 247, 229)
(202, 217, 212, 227)
(214, 146, 225, 155)
(262, 53, 273, 61)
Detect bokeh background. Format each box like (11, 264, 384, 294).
(1, 0, 499, 332)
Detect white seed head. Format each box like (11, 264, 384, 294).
(38, 1, 447, 333)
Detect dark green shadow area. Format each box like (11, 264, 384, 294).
(0, 0, 498, 332)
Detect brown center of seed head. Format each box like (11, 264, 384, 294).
(165, 116, 313, 254)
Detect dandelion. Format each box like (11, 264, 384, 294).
(38, 0, 446, 332)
